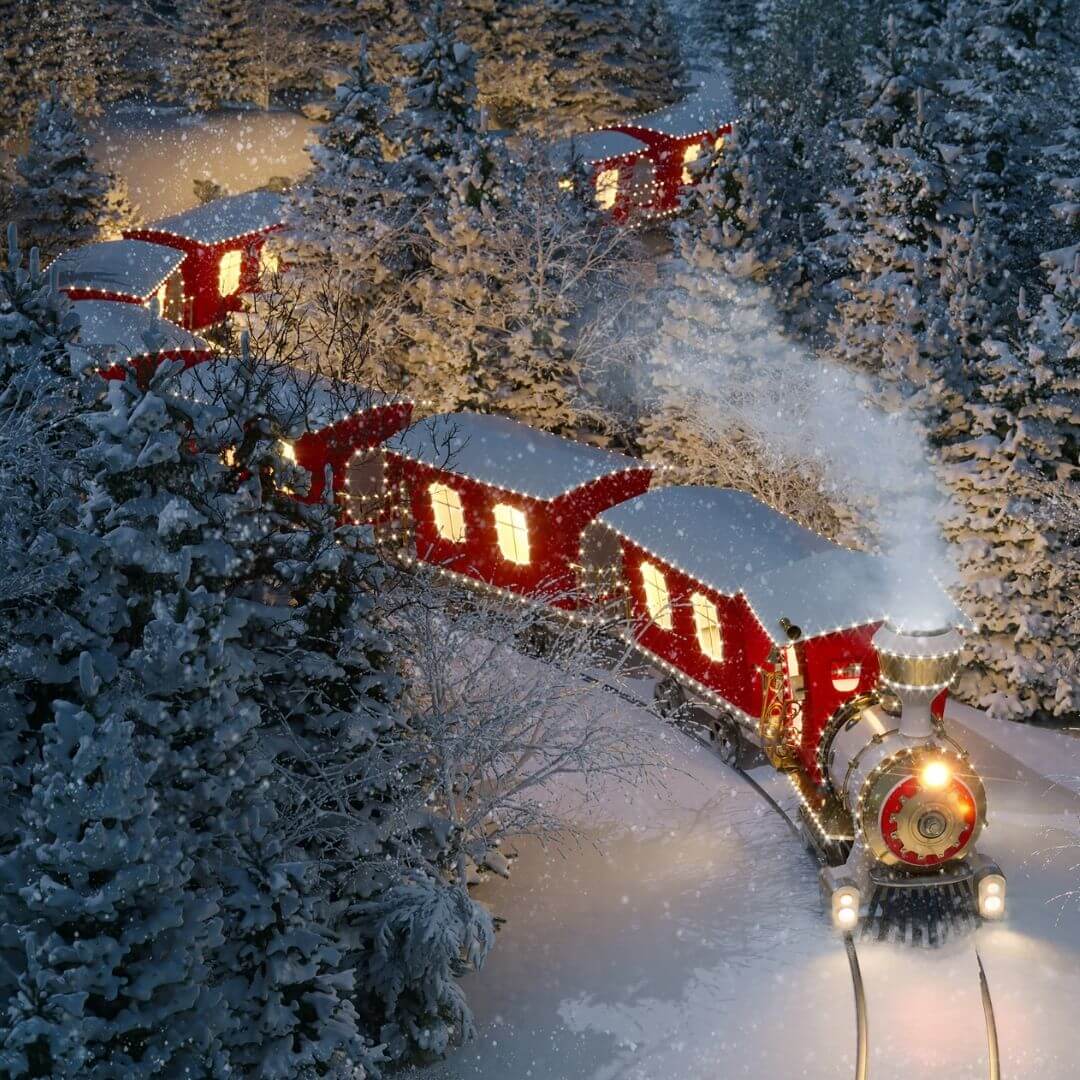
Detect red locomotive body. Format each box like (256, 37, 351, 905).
(124, 191, 284, 331)
(377, 413, 652, 607)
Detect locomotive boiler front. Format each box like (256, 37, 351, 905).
(822, 624, 987, 870)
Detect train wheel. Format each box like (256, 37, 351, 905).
(714, 714, 742, 767)
(653, 675, 685, 718)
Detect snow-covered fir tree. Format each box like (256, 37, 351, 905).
(326, 0, 423, 86)
(170, 0, 266, 110)
(822, 9, 1080, 721)
(11, 91, 135, 265)
(542, 0, 683, 134)
(0, 0, 42, 145)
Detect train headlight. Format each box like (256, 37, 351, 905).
(920, 760, 951, 790)
(831, 885, 861, 931)
(977, 873, 1007, 920)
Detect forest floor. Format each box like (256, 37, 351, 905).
(415, 680, 1080, 1080)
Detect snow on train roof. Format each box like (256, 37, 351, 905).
(178, 359, 394, 432)
(72, 301, 209, 357)
(145, 191, 285, 244)
(548, 129, 650, 168)
(630, 73, 735, 137)
(385, 413, 648, 499)
(598, 486, 931, 641)
(51, 240, 185, 299)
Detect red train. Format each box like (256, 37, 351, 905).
(56, 76, 1001, 937)
(343, 411, 1005, 937)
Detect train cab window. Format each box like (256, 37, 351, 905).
(681, 142, 702, 183)
(218, 249, 243, 296)
(690, 592, 723, 661)
(429, 482, 466, 542)
(493, 503, 530, 564)
(595, 168, 619, 210)
(640, 561, 673, 630)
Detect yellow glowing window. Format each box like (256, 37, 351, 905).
(153, 281, 168, 313)
(640, 561, 672, 630)
(691, 593, 723, 661)
(558, 177, 574, 191)
(218, 249, 243, 296)
(681, 143, 702, 184)
(595, 168, 619, 210)
(429, 483, 466, 543)
(259, 244, 279, 277)
(713, 134, 726, 153)
(493, 503, 529, 564)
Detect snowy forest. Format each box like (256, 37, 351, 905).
(0, 0, 1077, 1077)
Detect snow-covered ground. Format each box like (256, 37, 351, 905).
(89, 105, 315, 219)
(416, 689, 1080, 1079)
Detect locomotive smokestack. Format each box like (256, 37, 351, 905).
(872, 623, 963, 738)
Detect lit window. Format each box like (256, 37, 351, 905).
(429, 483, 466, 543)
(558, 177, 574, 191)
(681, 143, 702, 184)
(691, 593, 723, 660)
(259, 244, 279, 277)
(640, 561, 672, 630)
(279, 440, 297, 464)
(713, 134, 726, 153)
(832, 662, 862, 694)
(493, 503, 529, 564)
(218, 249, 243, 296)
(595, 168, 619, 210)
(154, 281, 168, 313)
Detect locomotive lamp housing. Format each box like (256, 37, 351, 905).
(975, 866, 1007, 920)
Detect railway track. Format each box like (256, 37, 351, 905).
(556, 655, 1004, 1080)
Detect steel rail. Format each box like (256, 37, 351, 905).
(977, 951, 1001, 1080)
(845, 933, 870, 1080)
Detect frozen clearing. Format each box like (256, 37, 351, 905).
(416, 688, 1080, 1079)
(88, 105, 315, 219)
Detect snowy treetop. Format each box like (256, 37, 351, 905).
(178, 358, 395, 434)
(72, 300, 210, 360)
(385, 413, 648, 500)
(548, 129, 650, 169)
(599, 487, 962, 641)
(629, 72, 734, 137)
(50, 239, 185, 299)
(145, 191, 285, 245)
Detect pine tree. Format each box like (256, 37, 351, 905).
(0, 1, 41, 146)
(171, 0, 265, 110)
(12, 91, 135, 265)
(0, 700, 224, 1078)
(542, 0, 682, 133)
(37, 0, 100, 116)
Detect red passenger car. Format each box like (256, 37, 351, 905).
(375, 413, 653, 606)
(582, 485, 900, 771)
(72, 300, 212, 382)
(125, 191, 285, 331)
(52, 239, 187, 321)
(179, 360, 411, 505)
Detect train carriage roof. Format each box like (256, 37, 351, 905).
(51, 240, 185, 299)
(629, 73, 735, 138)
(548, 129, 650, 169)
(144, 190, 285, 245)
(385, 412, 648, 500)
(72, 300, 210, 359)
(597, 486, 961, 641)
(177, 359, 395, 433)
